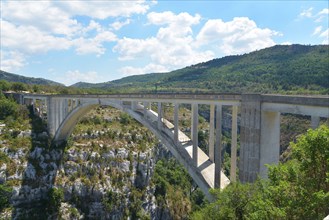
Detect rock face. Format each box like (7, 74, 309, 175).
(1, 107, 175, 219)
(5, 140, 170, 219)
(55, 139, 171, 219)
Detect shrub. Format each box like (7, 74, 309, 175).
(0, 184, 12, 212)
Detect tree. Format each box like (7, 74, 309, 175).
(267, 125, 329, 219)
(0, 80, 11, 91)
(11, 82, 27, 92)
(192, 125, 329, 220)
(0, 95, 18, 120)
(0, 184, 12, 212)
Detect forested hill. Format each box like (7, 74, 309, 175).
(72, 44, 329, 94)
(0, 70, 63, 86)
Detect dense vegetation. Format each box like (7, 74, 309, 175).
(0, 93, 31, 215)
(0, 70, 63, 86)
(152, 158, 207, 219)
(192, 125, 329, 219)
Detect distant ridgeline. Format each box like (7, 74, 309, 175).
(70, 44, 329, 94)
(1, 44, 329, 94)
(0, 70, 63, 86)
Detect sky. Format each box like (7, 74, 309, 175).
(0, 1, 328, 86)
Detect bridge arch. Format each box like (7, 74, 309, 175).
(53, 100, 220, 200)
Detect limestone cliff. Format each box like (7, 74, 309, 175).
(0, 106, 177, 219)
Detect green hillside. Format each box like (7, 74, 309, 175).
(72, 44, 329, 94)
(0, 70, 63, 86)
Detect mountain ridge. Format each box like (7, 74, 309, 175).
(1, 44, 328, 94)
(70, 44, 329, 94)
(0, 70, 64, 86)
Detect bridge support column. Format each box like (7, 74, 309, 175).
(55, 99, 60, 132)
(311, 116, 320, 129)
(70, 99, 74, 111)
(42, 99, 46, 115)
(131, 101, 138, 111)
(143, 102, 149, 118)
(240, 94, 281, 182)
(70, 100, 74, 110)
(59, 99, 64, 128)
(192, 103, 198, 166)
(259, 111, 280, 178)
(174, 103, 179, 145)
(157, 102, 162, 130)
(209, 104, 215, 162)
(64, 99, 68, 117)
(214, 104, 222, 188)
(239, 94, 261, 183)
(47, 97, 56, 137)
(230, 105, 238, 182)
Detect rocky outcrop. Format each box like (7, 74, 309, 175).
(54, 137, 171, 219)
(1, 107, 175, 219)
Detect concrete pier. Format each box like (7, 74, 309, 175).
(230, 105, 238, 182)
(311, 116, 320, 129)
(239, 94, 261, 183)
(209, 104, 215, 162)
(259, 111, 280, 178)
(157, 102, 162, 130)
(174, 103, 179, 145)
(214, 104, 222, 188)
(192, 103, 199, 166)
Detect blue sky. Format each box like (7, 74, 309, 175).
(1, 1, 328, 86)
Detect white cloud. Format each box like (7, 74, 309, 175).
(0, 50, 27, 72)
(120, 63, 168, 76)
(147, 11, 201, 26)
(299, 7, 329, 23)
(113, 11, 214, 75)
(313, 26, 323, 36)
(111, 19, 131, 30)
(300, 7, 314, 18)
(1, 2, 120, 58)
(82, 20, 102, 34)
(74, 30, 117, 56)
(114, 14, 278, 76)
(1, 19, 72, 54)
(0, 0, 152, 71)
(315, 8, 329, 22)
(61, 70, 103, 85)
(56, 1, 150, 19)
(1, 1, 80, 36)
(196, 17, 278, 55)
(311, 25, 328, 44)
(318, 8, 329, 15)
(297, 7, 328, 44)
(319, 29, 329, 44)
(114, 37, 158, 60)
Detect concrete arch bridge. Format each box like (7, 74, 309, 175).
(19, 93, 329, 200)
